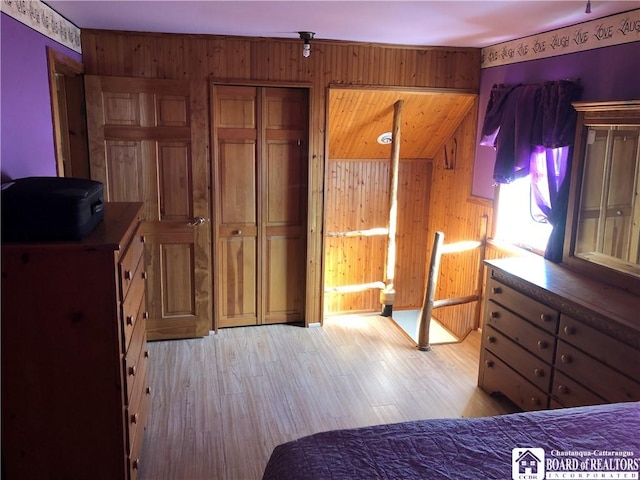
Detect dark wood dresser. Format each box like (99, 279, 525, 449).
(1, 202, 150, 480)
(478, 256, 640, 411)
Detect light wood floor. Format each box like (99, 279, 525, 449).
(137, 314, 517, 480)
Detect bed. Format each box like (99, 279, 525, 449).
(263, 402, 640, 479)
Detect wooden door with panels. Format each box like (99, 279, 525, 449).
(212, 84, 308, 328)
(85, 75, 211, 340)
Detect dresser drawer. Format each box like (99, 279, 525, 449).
(551, 371, 606, 408)
(119, 233, 144, 301)
(126, 344, 149, 456)
(485, 301, 555, 364)
(484, 325, 552, 392)
(555, 341, 640, 403)
(559, 314, 640, 383)
(124, 320, 146, 403)
(487, 278, 558, 333)
(128, 374, 150, 480)
(120, 290, 148, 353)
(480, 351, 548, 411)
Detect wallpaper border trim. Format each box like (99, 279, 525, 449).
(1, 0, 81, 53)
(481, 9, 639, 69)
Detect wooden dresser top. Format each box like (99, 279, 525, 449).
(486, 257, 640, 347)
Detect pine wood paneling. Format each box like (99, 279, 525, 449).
(81, 30, 480, 326)
(324, 159, 432, 313)
(328, 89, 476, 160)
(426, 104, 494, 339)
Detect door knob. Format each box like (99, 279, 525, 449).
(187, 216, 205, 227)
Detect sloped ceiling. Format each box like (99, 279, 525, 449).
(329, 89, 476, 160)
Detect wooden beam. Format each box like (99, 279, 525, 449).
(326, 227, 388, 238)
(417, 231, 444, 351)
(382, 100, 404, 313)
(325, 281, 386, 293)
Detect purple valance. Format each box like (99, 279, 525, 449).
(480, 80, 582, 184)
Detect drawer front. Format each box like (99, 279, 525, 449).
(128, 377, 150, 480)
(484, 325, 552, 392)
(119, 233, 144, 301)
(559, 315, 640, 383)
(124, 321, 146, 403)
(555, 341, 640, 403)
(121, 255, 146, 353)
(480, 351, 548, 411)
(487, 277, 558, 333)
(485, 301, 555, 364)
(126, 344, 149, 455)
(122, 293, 147, 355)
(551, 371, 606, 408)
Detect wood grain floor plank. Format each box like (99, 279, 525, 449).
(138, 314, 516, 480)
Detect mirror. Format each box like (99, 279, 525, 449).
(565, 101, 640, 292)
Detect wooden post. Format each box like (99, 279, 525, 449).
(417, 231, 445, 351)
(473, 214, 489, 329)
(381, 99, 403, 316)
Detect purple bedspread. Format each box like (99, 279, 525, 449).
(263, 402, 640, 479)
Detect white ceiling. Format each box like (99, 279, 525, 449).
(45, 0, 638, 48)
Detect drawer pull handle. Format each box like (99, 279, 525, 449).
(131, 413, 139, 424)
(143, 311, 149, 320)
(490, 311, 499, 319)
(142, 271, 148, 280)
(487, 336, 496, 343)
(531, 397, 540, 405)
(146, 386, 152, 395)
(126, 315, 134, 326)
(144, 350, 149, 359)
(132, 459, 140, 470)
(540, 314, 552, 322)
(124, 270, 132, 280)
(491, 287, 502, 294)
(558, 385, 569, 394)
(560, 354, 572, 364)
(564, 326, 576, 335)
(537, 340, 548, 349)
(128, 365, 136, 376)
(485, 360, 494, 368)
(533, 368, 544, 377)
(232, 229, 243, 235)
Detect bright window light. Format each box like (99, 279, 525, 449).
(494, 175, 553, 254)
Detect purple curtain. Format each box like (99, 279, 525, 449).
(480, 80, 582, 261)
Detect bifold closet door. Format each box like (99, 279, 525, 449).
(212, 85, 308, 328)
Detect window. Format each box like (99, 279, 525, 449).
(494, 175, 553, 254)
(494, 147, 569, 254)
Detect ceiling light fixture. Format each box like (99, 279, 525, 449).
(585, 0, 591, 13)
(377, 132, 393, 145)
(299, 31, 315, 58)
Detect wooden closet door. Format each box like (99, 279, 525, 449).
(213, 85, 259, 327)
(212, 85, 308, 328)
(262, 87, 307, 324)
(85, 76, 211, 340)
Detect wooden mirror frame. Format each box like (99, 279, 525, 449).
(563, 100, 640, 296)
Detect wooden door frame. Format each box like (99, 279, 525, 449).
(47, 48, 89, 178)
(210, 79, 314, 330)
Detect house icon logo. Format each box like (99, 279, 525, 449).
(512, 448, 545, 480)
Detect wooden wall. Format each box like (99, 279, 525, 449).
(81, 30, 481, 326)
(324, 159, 432, 313)
(426, 105, 494, 339)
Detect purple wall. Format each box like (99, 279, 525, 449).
(0, 13, 82, 181)
(472, 41, 640, 199)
